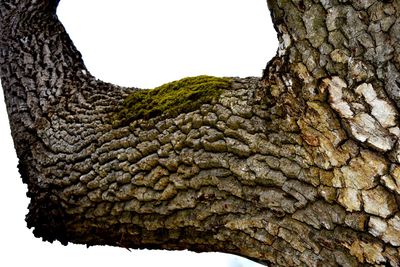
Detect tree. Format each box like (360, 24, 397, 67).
(1, 0, 400, 265)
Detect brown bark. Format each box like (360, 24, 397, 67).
(1, 0, 400, 266)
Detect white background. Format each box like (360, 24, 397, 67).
(0, 1, 278, 266)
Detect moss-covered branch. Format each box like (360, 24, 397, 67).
(116, 76, 231, 125)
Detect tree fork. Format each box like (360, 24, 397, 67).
(1, 0, 400, 266)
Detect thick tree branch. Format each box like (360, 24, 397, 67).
(1, 0, 400, 266)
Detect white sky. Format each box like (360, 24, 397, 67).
(0, 1, 278, 266)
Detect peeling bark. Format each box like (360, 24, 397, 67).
(1, 0, 400, 266)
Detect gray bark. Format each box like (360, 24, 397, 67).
(1, 0, 400, 266)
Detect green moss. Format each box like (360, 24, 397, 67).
(116, 75, 231, 125)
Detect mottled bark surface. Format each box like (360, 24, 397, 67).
(1, 0, 400, 266)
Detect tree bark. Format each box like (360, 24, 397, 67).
(1, 0, 400, 266)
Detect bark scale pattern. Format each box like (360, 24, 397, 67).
(1, 0, 400, 266)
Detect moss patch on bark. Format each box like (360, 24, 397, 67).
(116, 75, 231, 125)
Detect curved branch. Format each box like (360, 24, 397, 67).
(1, 1, 400, 266)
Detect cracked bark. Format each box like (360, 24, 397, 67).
(1, 0, 400, 266)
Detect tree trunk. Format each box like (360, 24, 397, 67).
(1, 0, 400, 266)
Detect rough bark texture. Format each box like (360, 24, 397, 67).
(1, 0, 400, 266)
